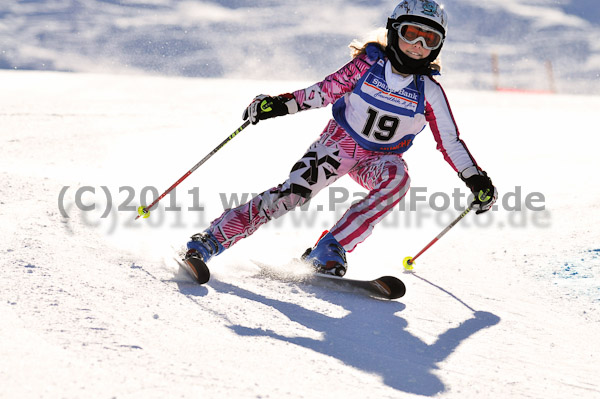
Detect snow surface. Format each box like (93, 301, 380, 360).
(1, 0, 600, 94)
(1, 69, 599, 398)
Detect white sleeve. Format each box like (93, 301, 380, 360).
(423, 76, 478, 173)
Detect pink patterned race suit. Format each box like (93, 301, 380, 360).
(207, 44, 477, 253)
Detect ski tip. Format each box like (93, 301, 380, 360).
(182, 257, 211, 284)
(378, 276, 406, 299)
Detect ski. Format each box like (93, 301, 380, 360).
(174, 255, 210, 284)
(173, 256, 406, 300)
(309, 273, 406, 300)
(253, 260, 406, 300)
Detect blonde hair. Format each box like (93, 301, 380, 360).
(348, 27, 442, 72)
(349, 28, 388, 58)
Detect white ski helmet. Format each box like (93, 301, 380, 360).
(385, 0, 448, 74)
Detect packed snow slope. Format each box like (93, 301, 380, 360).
(1, 0, 600, 94)
(1, 70, 600, 399)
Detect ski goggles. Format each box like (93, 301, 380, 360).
(393, 22, 444, 50)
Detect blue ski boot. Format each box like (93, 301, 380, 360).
(186, 231, 224, 263)
(301, 231, 347, 277)
(183, 231, 224, 284)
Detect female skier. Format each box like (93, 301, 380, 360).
(185, 0, 497, 278)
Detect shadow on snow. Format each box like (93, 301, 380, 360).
(191, 277, 500, 397)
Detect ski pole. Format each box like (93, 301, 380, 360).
(402, 204, 473, 270)
(402, 189, 491, 270)
(135, 120, 251, 220)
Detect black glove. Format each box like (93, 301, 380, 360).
(459, 167, 497, 214)
(242, 93, 298, 125)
